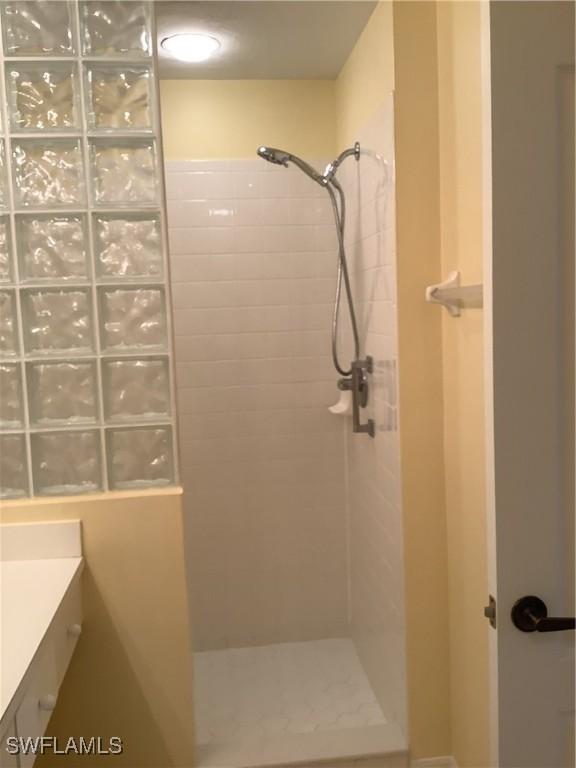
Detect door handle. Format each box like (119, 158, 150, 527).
(511, 595, 576, 632)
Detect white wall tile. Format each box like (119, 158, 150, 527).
(259, 171, 291, 199)
(292, 251, 337, 279)
(165, 129, 406, 734)
(233, 170, 261, 199)
(168, 227, 211, 256)
(165, 158, 348, 651)
(258, 199, 293, 227)
(235, 199, 267, 226)
(236, 252, 294, 280)
(290, 198, 334, 226)
(288, 170, 325, 199)
(343, 98, 407, 733)
(167, 199, 236, 228)
(315, 224, 340, 252)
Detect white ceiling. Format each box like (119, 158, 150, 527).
(155, 1, 378, 79)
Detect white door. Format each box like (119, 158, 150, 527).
(485, 2, 575, 766)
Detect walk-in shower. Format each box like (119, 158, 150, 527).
(159, 2, 406, 764)
(258, 143, 374, 436)
(164, 101, 404, 765)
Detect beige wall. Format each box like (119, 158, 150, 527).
(159, 79, 336, 160)
(436, 3, 489, 766)
(0, 490, 195, 768)
(394, 1, 489, 764)
(159, 3, 395, 162)
(335, 2, 394, 150)
(159, 1, 394, 160)
(393, 2, 452, 759)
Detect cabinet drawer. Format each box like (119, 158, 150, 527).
(12, 577, 82, 768)
(14, 638, 58, 768)
(52, 581, 82, 684)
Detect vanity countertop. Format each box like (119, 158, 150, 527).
(0, 521, 83, 726)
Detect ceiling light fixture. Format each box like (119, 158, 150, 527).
(161, 33, 221, 63)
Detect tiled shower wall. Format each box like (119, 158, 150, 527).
(340, 98, 407, 731)
(165, 159, 349, 649)
(163, 101, 405, 729)
(0, 1, 177, 498)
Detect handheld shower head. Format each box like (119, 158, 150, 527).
(257, 146, 290, 167)
(257, 146, 325, 186)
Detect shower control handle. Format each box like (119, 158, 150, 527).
(351, 357, 374, 438)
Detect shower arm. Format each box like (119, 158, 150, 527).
(323, 142, 360, 186)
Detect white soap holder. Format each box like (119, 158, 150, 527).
(329, 389, 352, 416)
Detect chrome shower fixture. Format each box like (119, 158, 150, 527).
(323, 142, 360, 184)
(258, 142, 361, 376)
(257, 143, 360, 187)
(257, 146, 325, 185)
(256, 146, 290, 166)
(257, 140, 374, 437)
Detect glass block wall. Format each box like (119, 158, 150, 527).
(0, 1, 178, 497)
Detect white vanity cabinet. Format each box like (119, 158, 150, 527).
(0, 722, 19, 768)
(0, 522, 83, 768)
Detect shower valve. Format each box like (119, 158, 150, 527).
(351, 357, 374, 437)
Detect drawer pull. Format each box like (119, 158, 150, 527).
(39, 694, 57, 712)
(68, 623, 82, 638)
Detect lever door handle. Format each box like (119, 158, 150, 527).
(511, 595, 576, 633)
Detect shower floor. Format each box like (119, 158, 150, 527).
(193, 639, 405, 767)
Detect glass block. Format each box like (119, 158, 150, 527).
(103, 357, 170, 422)
(89, 139, 157, 206)
(107, 426, 173, 489)
(12, 139, 85, 209)
(0, 217, 13, 283)
(0, 140, 8, 210)
(28, 360, 98, 426)
(22, 288, 94, 355)
(94, 213, 162, 278)
(7, 62, 79, 132)
(85, 64, 153, 131)
(0, 434, 28, 499)
(31, 430, 102, 495)
(0, 363, 23, 428)
(80, 1, 152, 58)
(1, 1, 75, 56)
(17, 215, 88, 282)
(0, 290, 19, 357)
(99, 286, 166, 351)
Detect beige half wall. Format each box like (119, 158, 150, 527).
(0, 488, 195, 768)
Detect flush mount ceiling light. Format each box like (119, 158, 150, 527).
(161, 33, 221, 63)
